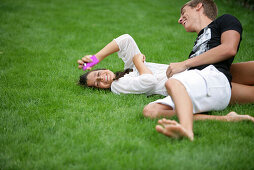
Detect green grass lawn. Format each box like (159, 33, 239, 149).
(1, 0, 254, 169)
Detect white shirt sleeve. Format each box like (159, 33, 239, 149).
(114, 34, 141, 69)
(111, 73, 158, 95)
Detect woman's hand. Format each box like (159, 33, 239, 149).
(77, 55, 93, 70)
(133, 53, 146, 63)
(133, 53, 152, 75)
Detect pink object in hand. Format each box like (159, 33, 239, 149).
(82, 55, 99, 71)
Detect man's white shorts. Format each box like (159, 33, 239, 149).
(150, 65, 231, 114)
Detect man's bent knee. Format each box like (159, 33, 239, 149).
(165, 78, 185, 95)
(143, 104, 159, 119)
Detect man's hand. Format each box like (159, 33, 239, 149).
(166, 61, 188, 78)
(77, 55, 93, 70)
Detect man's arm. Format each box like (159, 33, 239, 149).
(166, 30, 241, 78)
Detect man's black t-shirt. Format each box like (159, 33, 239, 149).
(188, 14, 243, 83)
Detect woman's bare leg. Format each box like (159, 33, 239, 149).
(230, 82, 254, 104)
(231, 61, 254, 85)
(230, 62, 254, 104)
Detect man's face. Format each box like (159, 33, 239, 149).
(178, 5, 197, 32)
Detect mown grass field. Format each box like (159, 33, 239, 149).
(0, 0, 254, 169)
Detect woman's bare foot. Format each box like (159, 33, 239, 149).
(156, 118, 194, 141)
(226, 111, 254, 123)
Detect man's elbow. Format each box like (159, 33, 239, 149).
(224, 45, 238, 57)
(229, 47, 237, 57)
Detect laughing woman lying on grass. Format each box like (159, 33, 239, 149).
(77, 34, 254, 122)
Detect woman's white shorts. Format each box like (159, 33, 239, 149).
(150, 65, 231, 114)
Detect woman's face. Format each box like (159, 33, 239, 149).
(86, 70, 116, 89)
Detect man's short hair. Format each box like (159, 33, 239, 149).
(181, 0, 218, 20)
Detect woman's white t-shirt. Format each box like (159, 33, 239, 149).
(110, 35, 168, 96)
(111, 62, 168, 96)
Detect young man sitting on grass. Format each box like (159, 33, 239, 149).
(144, 0, 243, 141)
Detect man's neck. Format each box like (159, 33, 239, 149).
(195, 15, 213, 34)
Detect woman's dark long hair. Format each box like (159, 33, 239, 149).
(79, 68, 133, 88)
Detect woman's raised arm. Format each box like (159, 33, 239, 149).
(77, 40, 119, 70)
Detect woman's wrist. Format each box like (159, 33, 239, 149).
(82, 55, 99, 71)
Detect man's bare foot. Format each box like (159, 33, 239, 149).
(226, 111, 254, 123)
(156, 118, 194, 141)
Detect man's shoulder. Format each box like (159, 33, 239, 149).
(215, 14, 240, 22)
(212, 14, 243, 37)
